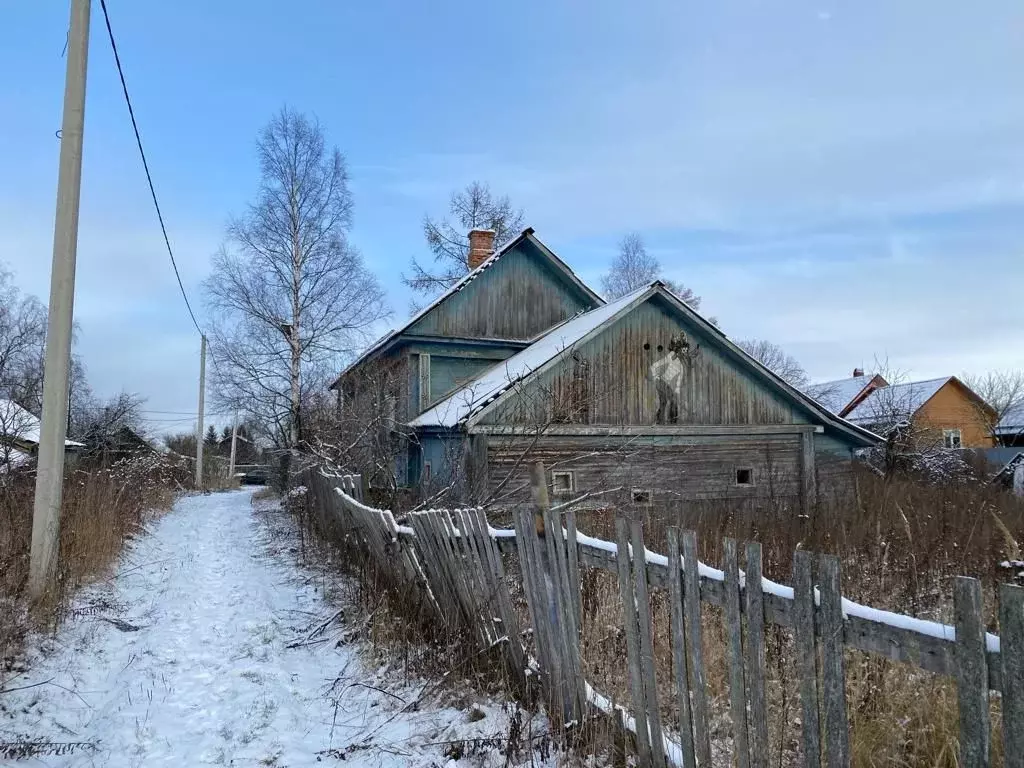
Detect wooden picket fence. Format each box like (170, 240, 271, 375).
(301, 466, 1024, 768)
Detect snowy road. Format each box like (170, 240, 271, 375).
(1, 490, 551, 767)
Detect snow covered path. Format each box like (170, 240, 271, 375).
(1, 490, 551, 767)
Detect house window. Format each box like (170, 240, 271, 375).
(631, 488, 652, 505)
(551, 471, 575, 495)
(422, 461, 432, 483)
(943, 429, 963, 449)
(735, 468, 754, 486)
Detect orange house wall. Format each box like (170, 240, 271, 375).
(915, 382, 994, 449)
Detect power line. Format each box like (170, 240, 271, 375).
(98, 0, 203, 336)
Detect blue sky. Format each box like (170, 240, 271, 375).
(2, 1, 1023, 435)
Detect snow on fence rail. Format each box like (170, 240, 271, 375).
(301, 467, 1024, 768)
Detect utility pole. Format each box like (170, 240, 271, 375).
(228, 412, 239, 482)
(29, 0, 92, 600)
(195, 334, 206, 489)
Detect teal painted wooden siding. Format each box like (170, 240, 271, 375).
(407, 240, 598, 340)
(429, 356, 498, 406)
(479, 297, 805, 427)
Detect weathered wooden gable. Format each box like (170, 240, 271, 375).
(476, 294, 808, 428)
(406, 237, 599, 341)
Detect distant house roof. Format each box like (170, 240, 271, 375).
(410, 282, 879, 447)
(329, 228, 604, 390)
(0, 399, 84, 449)
(996, 402, 1024, 437)
(844, 377, 953, 426)
(805, 376, 875, 415)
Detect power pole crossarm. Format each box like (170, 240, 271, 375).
(29, 0, 91, 600)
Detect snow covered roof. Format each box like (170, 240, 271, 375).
(0, 398, 85, 448)
(996, 401, 1024, 436)
(410, 286, 648, 428)
(844, 377, 952, 425)
(330, 228, 603, 389)
(804, 376, 874, 415)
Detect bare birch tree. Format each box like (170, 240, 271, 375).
(205, 108, 388, 449)
(404, 181, 525, 299)
(736, 338, 809, 389)
(600, 232, 703, 309)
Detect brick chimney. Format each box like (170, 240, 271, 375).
(853, 367, 865, 378)
(468, 228, 495, 270)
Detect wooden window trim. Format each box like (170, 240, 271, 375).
(735, 467, 755, 486)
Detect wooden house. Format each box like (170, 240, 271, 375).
(332, 229, 879, 508)
(329, 228, 604, 485)
(408, 281, 878, 509)
(808, 373, 996, 449)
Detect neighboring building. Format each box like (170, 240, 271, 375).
(0, 398, 85, 468)
(806, 373, 996, 449)
(804, 369, 888, 417)
(995, 402, 1024, 447)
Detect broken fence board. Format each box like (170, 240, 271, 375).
(818, 555, 850, 768)
(744, 542, 769, 768)
(954, 577, 990, 768)
(630, 519, 668, 768)
(792, 551, 822, 768)
(1000, 583, 1024, 768)
(723, 538, 750, 768)
(667, 528, 697, 768)
(681, 530, 712, 768)
(616, 517, 654, 766)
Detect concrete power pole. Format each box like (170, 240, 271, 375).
(29, 0, 92, 600)
(195, 334, 207, 489)
(228, 412, 239, 482)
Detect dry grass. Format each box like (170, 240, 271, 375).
(1, 452, 189, 677)
(299, 465, 1024, 767)
(568, 466, 1024, 767)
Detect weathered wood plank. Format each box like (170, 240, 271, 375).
(512, 508, 554, 685)
(801, 431, 817, 513)
(616, 517, 653, 765)
(667, 528, 697, 768)
(1000, 583, 1024, 768)
(630, 519, 667, 768)
(954, 577, 990, 768)
(471, 424, 822, 436)
(681, 530, 712, 768)
(542, 498, 585, 720)
(818, 555, 850, 768)
(565, 508, 583, 631)
(470, 507, 526, 683)
(792, 551, 822, 768)
(744, 542, 769, 768)
(723, 538, 750, 768)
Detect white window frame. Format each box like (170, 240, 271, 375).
(735, 467, 755, 486)
(631, 488, 652, 505)
(551, 470, 575, 495)
(943, 428, 963, 449)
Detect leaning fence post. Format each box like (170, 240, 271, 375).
(723, 538, 750, 768)
(1000, 583, 1024, 768)
(818, 555, 850, 768)
(792, 550, 822, 768)
(954, 576, 990, 768)
(744, 542, 769, 768)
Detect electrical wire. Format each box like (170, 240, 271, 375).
(98, 0, 203, 336)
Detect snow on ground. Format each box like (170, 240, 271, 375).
(0, 489, 559, 767)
